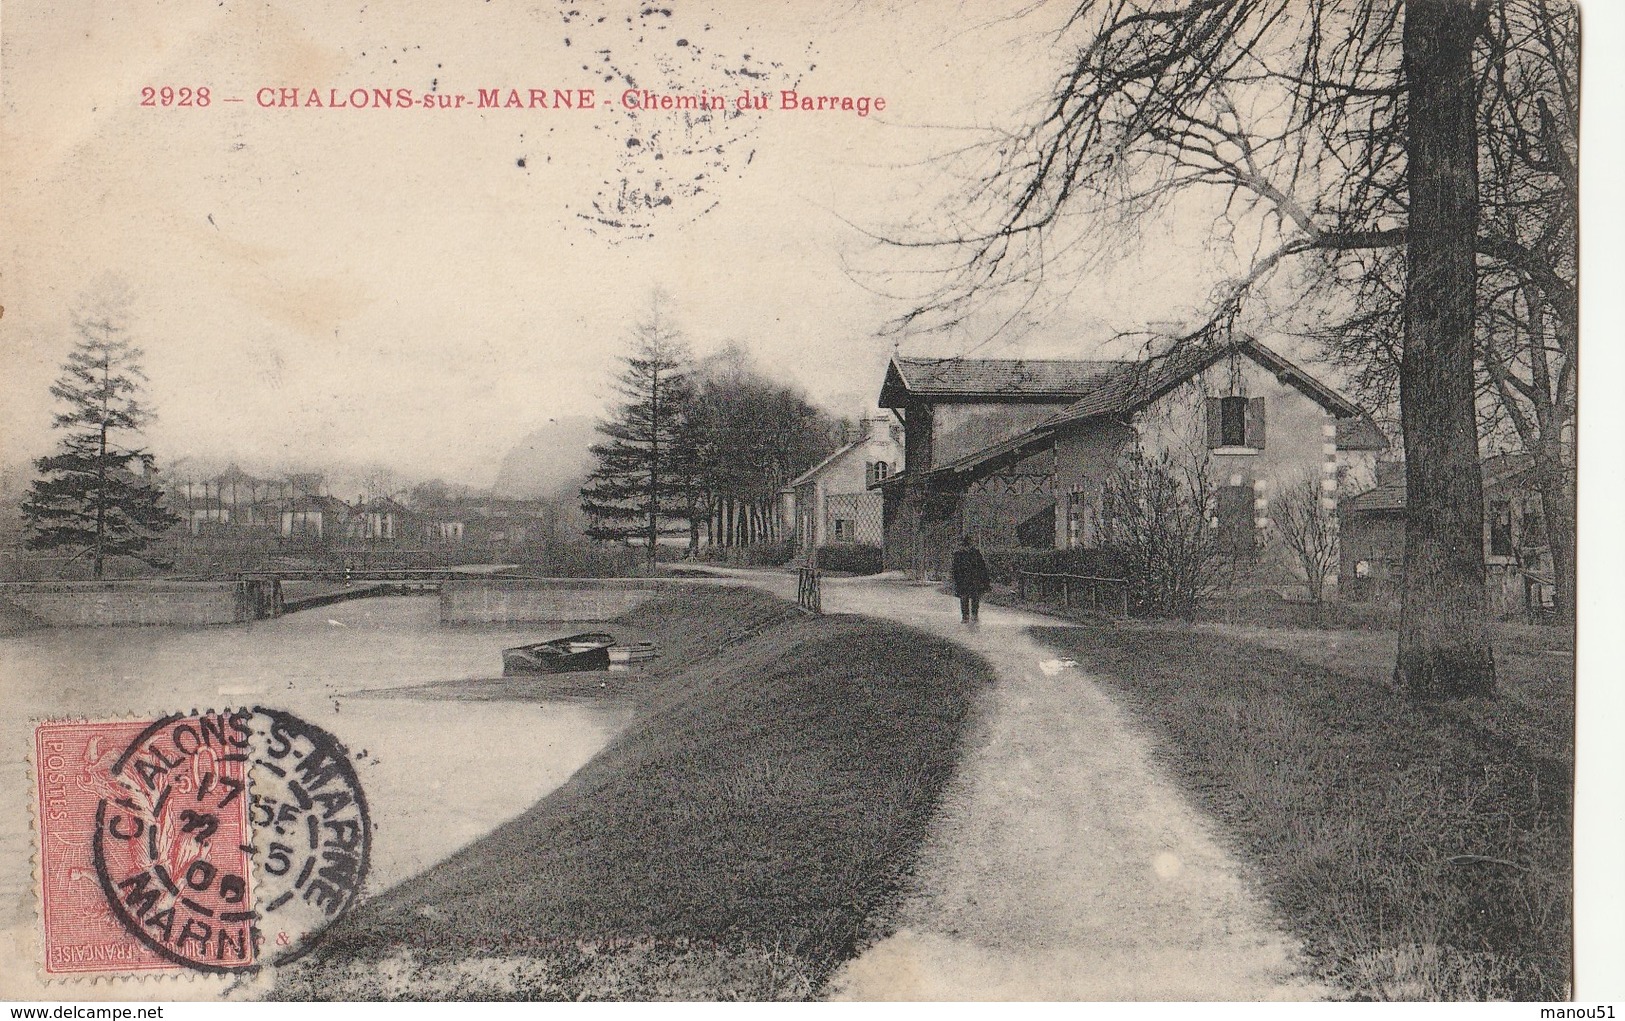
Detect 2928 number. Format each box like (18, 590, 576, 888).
(140, 86, 210, 107)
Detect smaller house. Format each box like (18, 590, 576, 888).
(423, 516, 466, 543)
(782, 415, 902, 561)
(187, 498, 232, 536)
(1341, 454, 1556, 617)
(279, 494, 351, 541)
(165, 464, 288, 535)
(347, 496, 412, 542)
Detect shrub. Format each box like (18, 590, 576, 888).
(686, 540, 797, 567)
(1099, 447, 1237, 617)
(815, 543, 883, 575)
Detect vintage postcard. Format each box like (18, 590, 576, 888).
(0, 0, 1610, 1005)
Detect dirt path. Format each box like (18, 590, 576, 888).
(708, 568, 1329, 1000)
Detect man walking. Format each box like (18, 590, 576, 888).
(951, 535, 990, 623)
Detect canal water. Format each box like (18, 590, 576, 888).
(0, 595, 631, 998)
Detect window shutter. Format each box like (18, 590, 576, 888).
(1246, 397, 1266, 449)
(1205, 397, 1223, 448)
(865, 462, 875, 488)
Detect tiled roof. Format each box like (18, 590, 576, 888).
(894, 337, 1388, 487)
(783, 439, 862, 490)
(283, 494, 350, 514)
(1335, 415, 1389, 452)
(1482, 452, 1535, 486)
(881, 356, 1130, 404)
(1344, 484, 1407, 513)
(1346, 453, 1546, 515)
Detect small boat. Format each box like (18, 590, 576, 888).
(502, 632, 616, 675)
(608, 642, 657, 665)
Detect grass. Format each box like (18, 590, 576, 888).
(277, 586, 995, 1000)
(1022, 609, 1573, 1001)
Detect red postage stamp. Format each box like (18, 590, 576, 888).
(35, 714, 256, 975)
(33, 709, 370, 979)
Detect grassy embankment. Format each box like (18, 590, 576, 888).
(279, 585, 995, 1000)
(1021, 604, 1571, 1001)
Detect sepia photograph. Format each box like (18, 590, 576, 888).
(0, 0, 1610, 1006)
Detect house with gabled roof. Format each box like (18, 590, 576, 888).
(781, 414, 902, 561)
(875, 335, 1388, 593)
(348, 496, 413, 543)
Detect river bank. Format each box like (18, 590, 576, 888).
(275, 587, 996, 1000)
(0, 596, 628, 1000)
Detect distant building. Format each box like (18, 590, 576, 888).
(1340, 454, 1556, 617)
(279, 494, 351, 541)
(782, 415, 902, 560)
(413, 496, 562, 550)
(350, 496, 412, 542)
(166, 464, 288, 534)
(186, 497, 233, 536)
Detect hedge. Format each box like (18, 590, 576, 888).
(815, 543, 884, 575)
(685, 540, 798, 568)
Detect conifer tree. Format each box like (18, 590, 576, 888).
(22, 285, 180, 577)
(579, 300, 692, 568)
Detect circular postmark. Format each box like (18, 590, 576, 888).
(92, 707, 370, 972)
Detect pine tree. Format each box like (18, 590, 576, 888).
(579, 300, 692, 568)
(21, 286, 180, 577)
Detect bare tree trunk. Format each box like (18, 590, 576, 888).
(94, 423, 107, 580)
(1396, 0, 1496, 697)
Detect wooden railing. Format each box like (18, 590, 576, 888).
(797, 567, 822, 614)
(1016, 571, 1130, 617)
(231, 567, 465, 583)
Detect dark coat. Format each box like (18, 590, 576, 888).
(951, 547, 991, 597)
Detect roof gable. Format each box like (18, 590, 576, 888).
(1344, 455, 1538, 515)
(1046, 335, 1365, 428)
(784, 439, 865, 489)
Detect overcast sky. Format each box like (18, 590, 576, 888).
(0, 2, 1349, 490)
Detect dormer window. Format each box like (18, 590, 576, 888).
(1207, 396, 1266, 452)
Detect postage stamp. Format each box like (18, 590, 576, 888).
(32, 709, 369, 979)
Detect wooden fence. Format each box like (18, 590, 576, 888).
(1016, 570, 1130, 617)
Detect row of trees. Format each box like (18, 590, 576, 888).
(579, 299, 840, 565)
(889, 0, 1577, 697)
(16, 287, 837, 578)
